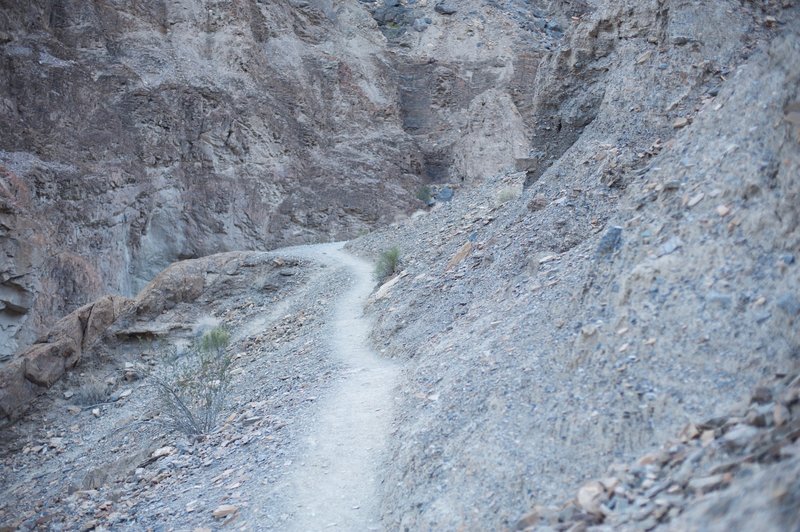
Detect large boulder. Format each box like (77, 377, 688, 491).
(0, 294, 132, 420)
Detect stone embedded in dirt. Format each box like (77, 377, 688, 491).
(212, 504, 239, 519)
(721, 424, 759, 449)
(658, 236, 683, 256)
(445, 242, 473, 272)
(751, 386, 773, 404)
(701, 429, 716, 446)
(774, 403, 789, 427)
(716, 205, 732, 217)
(687, 192, 705, 208)
(528, 193, 549, 211)
(151, 446, 175, 459)
(636, 50, 653, 64)
(372, 271, 407, 301)
(595, 226, 623, 258)
(679, 423, 700, 442)
(688, 474, 729, 494)
(576, 480, 607, 515)
(673, 117, 689, 128)
(434, 3, 457, 15)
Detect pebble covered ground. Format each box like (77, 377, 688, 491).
(0, 249, 363, 531)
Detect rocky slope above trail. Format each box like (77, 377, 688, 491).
(348, 1, 800, 529)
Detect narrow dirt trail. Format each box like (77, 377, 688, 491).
(279, 242, 398, 531)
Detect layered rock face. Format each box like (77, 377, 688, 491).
(0, 0, 422, 358)
(0, 0, 555, 362)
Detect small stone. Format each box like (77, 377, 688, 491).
(91, 408, 100, 417)
(721, 424, 759, 449)
(67, 405, 81, 415)
(679, 423, 700, 441)
(152, 446, 175, 459)
(687, 192, 705, 207)
(600, 477, 620, 493)
(764, 15, 778, 27)
(528, 193, 549, 211)
(64, 390, 75, 399)
(673, 117, 689, 129)
(576, 480, 607, 515)
(688, 474, 727, 494)
(716, 205, 731, 217)
(212, 504, 238, 519)
(701, 429, 716, 446)
(637, 451, 665, 466)
(514, 509, 541, 530)
(436, 186, 454, 201)
(658, 236, 683, 256)
(774, 403, 789, 427)
(581, 324, 598, 337)
(751, 386, 773, 404)
(595, 226, 623, 258)
(434, 2, 457, 15)
(636, 50, 652, 64)
(777, 294, 800, 317)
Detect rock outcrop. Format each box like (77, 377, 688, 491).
(0, 295, 130, 419)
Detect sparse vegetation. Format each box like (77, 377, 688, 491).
(374, 246, 401, 282)
(495, 186, 520, 205)
(75, 376, 109, 406)
(151, 326, 233, 437)
(416, 185, 433, 204)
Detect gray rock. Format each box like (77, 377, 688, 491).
(721, 424, 759, 450)
(412, 18, 431, 32)
(436, 187, 454, 202)
(777, 294, 800, 316)
(595, 226, 623, 259)
(434, 3, 457, 15)
(658, 237, 684, 257)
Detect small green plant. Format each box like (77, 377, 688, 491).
(374, 247, 401, 282)
(151, 326, 233, 437)
(416, 185, 433, 204)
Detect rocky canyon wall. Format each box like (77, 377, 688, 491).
(0, 0, 563, 364)
(0, 0, 423, 358)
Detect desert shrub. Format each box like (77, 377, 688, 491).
(75, 377, 109, 406)
(374, 246, 401, 282)
(416, 185, 433, 204)
(496, 186, 520, 205)
(151, 327, 233, 437)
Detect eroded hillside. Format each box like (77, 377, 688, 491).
(1, 0, 799, 530)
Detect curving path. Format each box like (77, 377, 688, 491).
(280, 242, 398, 531)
